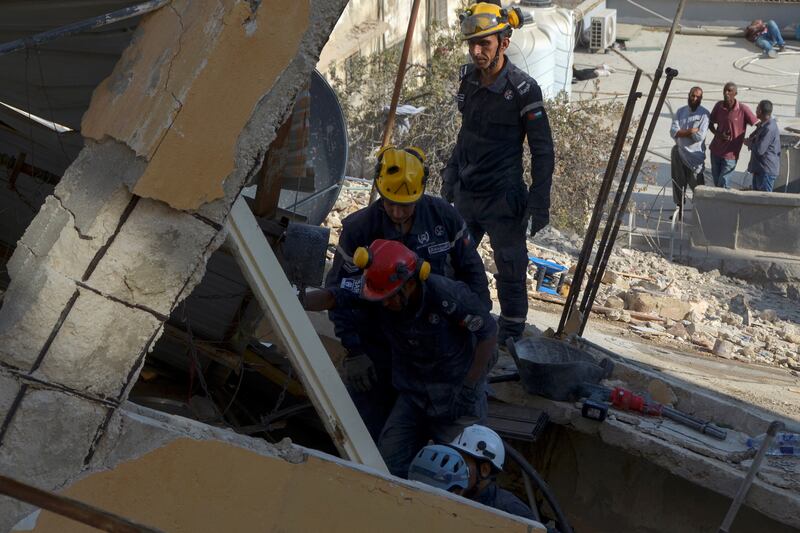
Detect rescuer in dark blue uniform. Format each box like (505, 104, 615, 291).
(325, 146, 490, 441)
(442, 3, 555, 344)
(306, 240, 497, 478)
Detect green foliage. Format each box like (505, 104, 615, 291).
(329, 24, 628, 234)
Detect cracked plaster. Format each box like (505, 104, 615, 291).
(82, 0, 312, 210)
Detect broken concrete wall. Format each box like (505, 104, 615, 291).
(0, 0, 349, 529)
(518, 427, 798, 533)
(692, 186, 800, 257)
(318, 0, 460, 75)
(17, 404, 543, 532)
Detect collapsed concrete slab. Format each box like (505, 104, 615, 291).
(0, 0, 350, 527)
(11, 404, 544, 532)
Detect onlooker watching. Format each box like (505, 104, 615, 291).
(669, 86, 709, 216)
(745, 100, 781, 192)
(708, 82, 757, 189)
(745, 19, 786, 58)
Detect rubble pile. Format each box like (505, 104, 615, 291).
(528, 227, 800, 371)
(322, 186, 800, 371)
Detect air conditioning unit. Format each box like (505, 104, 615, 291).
(589, 9, 617, 52)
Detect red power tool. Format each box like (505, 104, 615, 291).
(609, 387, 663, 416)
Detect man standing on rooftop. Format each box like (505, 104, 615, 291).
(669, 86, 709, 217)
(708, 82, 757, 189)
(745, 100, 781, 192)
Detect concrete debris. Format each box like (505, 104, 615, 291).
(604, 295, 625, 309)
(323, 192, 800, 371)
(712, 338, 735, 359)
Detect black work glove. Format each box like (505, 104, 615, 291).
(527, 206, 549, 237)
(441, 168, 458, 203)
(343, 351, 377, 392)
(451, 383, 479, 420)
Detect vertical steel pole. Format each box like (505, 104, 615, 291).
(368, 0, 424, 203)
(574, 0, 687, 334)
(557, 70, 642, 336)
(578, 68, 679, 335)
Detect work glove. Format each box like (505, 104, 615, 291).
(342, 351, 377, 393)
(527, 207, 549, 237)
(450, 383, 480, 420)
(441, 168, 458, 203)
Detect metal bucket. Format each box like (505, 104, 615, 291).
(510, 336, 614, 401)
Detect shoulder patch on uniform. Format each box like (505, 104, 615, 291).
(441, 299, 458, 315)
(339, 277, 362, 294)
(517, 80, 531, 95)
(461, 314, 484, 332)
(459, 63, 475, 80)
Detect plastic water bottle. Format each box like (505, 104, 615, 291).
(746, 432, 800, 457)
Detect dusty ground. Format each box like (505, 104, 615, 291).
(324, 181, 800, 421)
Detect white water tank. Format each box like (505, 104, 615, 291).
(506, 1, 575, 98)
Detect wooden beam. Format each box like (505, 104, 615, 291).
(226, 196, 387, 472)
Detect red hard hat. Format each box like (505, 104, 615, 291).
(353, 239, 430, 301)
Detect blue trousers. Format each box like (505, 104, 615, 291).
(755, 20, 785, 53)
(711, 155, 737, 189)
(456, 185, 529, 341)
(378, 391, 488, 478)
(752, 173, 777, 192)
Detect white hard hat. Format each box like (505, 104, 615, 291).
(448, 424, 505, 471)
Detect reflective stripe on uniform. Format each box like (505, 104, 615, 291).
(449, 222, 467, 248)
(336, 245, 354, 263)
(499, 314, 527, 323)
(519, 101, 544, 117)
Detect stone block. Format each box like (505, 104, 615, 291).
(604, 295, 625, 309)
(626, 292, 657, 313)
(9, 179, 134, 283)
(625, 291, 692, 321)
(85, 198, 219, 315)
(0, 266, 78, 369)
(0, 389, 107, 492)
(53, 139, 144, 231)
(713, 339, 735, 359)
(0, 372, 21, 412)
(667, 322, 690, 340)
(35, 289, 162, 398)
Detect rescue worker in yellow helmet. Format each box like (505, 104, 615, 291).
(325, 145, 490, 442)
(443, 2, 555, 344)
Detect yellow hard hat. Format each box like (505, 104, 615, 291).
(459, 3, 524, 41)
(374, 146, 428, 205)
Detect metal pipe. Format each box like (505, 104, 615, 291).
(557, 70, 642, 336)
(578, 67, 679, 335)
(718, 421, 785, 533)
(576, 74, 658, 324)
(522, 472, 541, 523)
(283, 183, 341, 212)
(662, 406, 728, 441)
(0, 474, 165, 532)
(368, 0, 423, 203)
(504, 442, 573, 533)
(0, 0, 169, 57)
(576, 0, 687, 333)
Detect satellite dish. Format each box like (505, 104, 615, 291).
(276, 70, 348, 226)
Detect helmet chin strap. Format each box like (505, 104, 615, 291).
(481, 34, 505, 73)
